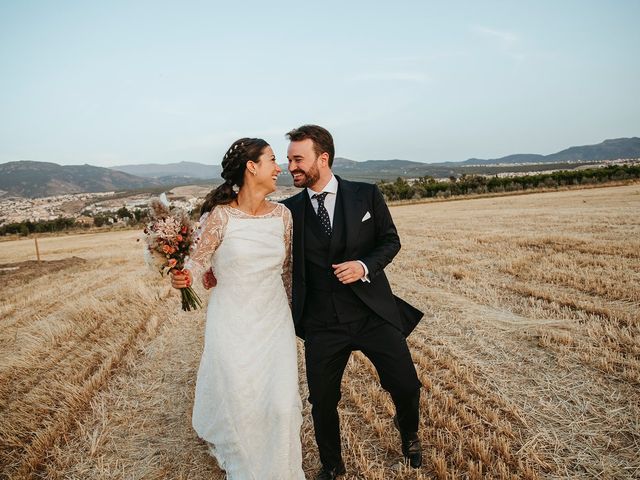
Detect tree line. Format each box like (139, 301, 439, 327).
(0, 204, 205, 237)
(377, 165, 640, 201)
(0, 206, 149, 236)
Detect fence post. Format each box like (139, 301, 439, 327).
(34, 235, 41, 262)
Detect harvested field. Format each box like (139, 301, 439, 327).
(1, 184, 638, 479)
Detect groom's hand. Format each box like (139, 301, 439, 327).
(332, 261, 365, 284)
(203, 268, 217, 289)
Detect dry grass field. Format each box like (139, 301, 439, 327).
(1, 184, 638, 479)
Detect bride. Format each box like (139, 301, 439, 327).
(171, 138, 305, 479)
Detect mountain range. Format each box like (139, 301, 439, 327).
(458, 137, 640, 165)
(1, 137, 638, 198)
(0, 161, 161, 198)
(111, 161, 223, 179)
(113, 137, 640, 181)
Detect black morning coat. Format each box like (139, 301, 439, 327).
(282, 176, 423, 340)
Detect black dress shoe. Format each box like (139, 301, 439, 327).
(315, 461, 346, 480)
(394, 415, 423, 468)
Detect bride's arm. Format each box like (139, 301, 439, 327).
(281, 205, 293, 307)
(172, 207, 226, 288)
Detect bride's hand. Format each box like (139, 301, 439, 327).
(170, 269, 192, 289)
(203, 268, 217, 289)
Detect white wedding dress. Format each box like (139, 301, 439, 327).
(187, 203, 304, 480)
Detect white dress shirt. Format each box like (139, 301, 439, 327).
(307, 175, 370, 282)
(307, 174, 339, 223)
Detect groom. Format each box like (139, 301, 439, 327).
(282, 125, 423, 479)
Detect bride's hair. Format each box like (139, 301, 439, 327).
(200, 137, 269, 215)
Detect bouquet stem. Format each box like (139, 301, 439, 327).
(181, 286, 203, 311)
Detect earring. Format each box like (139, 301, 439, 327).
(252, 170, 257, 176)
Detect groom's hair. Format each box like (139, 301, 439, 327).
(286, 125, 335, 167)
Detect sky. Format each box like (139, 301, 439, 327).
(1, 0, 639, 167)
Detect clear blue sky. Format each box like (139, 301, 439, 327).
(1, 0, 638, 167)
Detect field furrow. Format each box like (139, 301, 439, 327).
(0, 280, 171, 478)
(0, 185, 638, 479)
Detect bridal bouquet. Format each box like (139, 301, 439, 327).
(142, 193, 203, 311)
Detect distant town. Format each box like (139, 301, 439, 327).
(0, 184, 300, 227)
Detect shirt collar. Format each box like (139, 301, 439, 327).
(307, 174, 338, 199)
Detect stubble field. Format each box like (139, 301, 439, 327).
(1, 184, 639, 479)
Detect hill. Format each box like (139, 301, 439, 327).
(109, 137, 640, 183)
(329, 157, 451, 182)
(0, 161, 161, 198)
(460, 137, 640, 165)
(111, 161, 222, 179)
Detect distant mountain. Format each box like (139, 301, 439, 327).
(0, 161, 162, 198)
(111, 161, 221, 179)
(331, 157, 443, 182)
(109, 138, 640, 183)
(331, 138, 640, 180)
(546, 137, 640, 162)
(461, 154, 545, 165)
(334, 158, 423, 170)
(3, 137, 638, 198)
(459, 137, 640, 165)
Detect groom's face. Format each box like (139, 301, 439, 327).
(287, 139, 321, 189)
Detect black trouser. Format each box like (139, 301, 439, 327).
(304, 314, 421, 469)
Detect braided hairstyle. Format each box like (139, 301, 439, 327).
(200, 137, 269, 216)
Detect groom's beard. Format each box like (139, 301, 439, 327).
(291, 158, 320, 188)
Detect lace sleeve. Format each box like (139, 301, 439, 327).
(185, 206, 227, 280)
(281, 205, 293, 307)
(192, 211, 209, 244)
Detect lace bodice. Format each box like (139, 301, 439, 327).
(186, 203, 293, 304)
